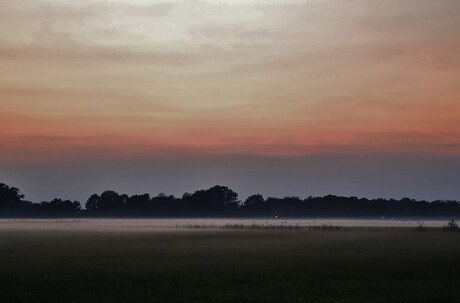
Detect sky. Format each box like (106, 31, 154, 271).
(1, 0, 459, 202)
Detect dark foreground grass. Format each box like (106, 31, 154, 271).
(0, 228, 459, 303)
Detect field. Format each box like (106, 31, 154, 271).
(1, 220, 460, 303)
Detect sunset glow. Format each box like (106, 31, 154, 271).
(1, 0, 460, 201)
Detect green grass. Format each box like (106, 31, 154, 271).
(1, 228, 460, 303)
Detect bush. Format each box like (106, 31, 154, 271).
(443, 220, 460, 232)
(415, 222, 426, 232)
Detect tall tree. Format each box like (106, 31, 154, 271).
(0, 183, 25, 212)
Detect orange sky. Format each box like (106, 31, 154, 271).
(1, 0, 460, 164)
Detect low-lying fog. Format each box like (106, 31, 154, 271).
(0, 218, 448, 232)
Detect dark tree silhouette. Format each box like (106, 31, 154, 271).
(85, 191, 128, 214)
(1, 182, 460, 218)
(86, 194, 100, 212)
(126, 194, 151, 213)
(244, 194, 264, 208)
(38, 199, 81, 216)
(182, 185, 240, 216)
(242, 194, 268, 216)
(0, 183, 25, 213)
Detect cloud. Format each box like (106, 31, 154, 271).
(1, 0, 459, 165)
(122, 2, 176, 18)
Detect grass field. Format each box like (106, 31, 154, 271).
(1, 227, 460, 303)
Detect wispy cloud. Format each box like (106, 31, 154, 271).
(1, 0, 459, 163)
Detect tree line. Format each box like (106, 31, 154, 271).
(1, 182, 459, 218)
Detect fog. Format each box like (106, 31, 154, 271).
(0, 218, 447, 232)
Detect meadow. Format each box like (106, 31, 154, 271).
(0, 221, 459, 303)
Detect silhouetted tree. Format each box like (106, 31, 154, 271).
(0, 183, 25, 213)
(152, 193, 182, 216)
(2, 182, 460, 218)
(242, 194, 267, 215)
(38, 199, 81, 216)
(86, 194, 100, 212)
(85, 191, 128, 214)
(182, 185, 240, 216)
(126, 194, 151, 213)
